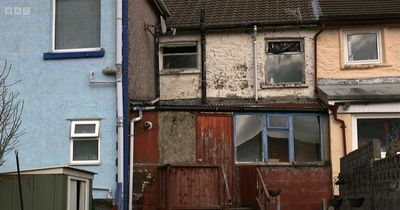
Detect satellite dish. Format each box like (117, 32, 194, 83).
(160, 16, 167, 34)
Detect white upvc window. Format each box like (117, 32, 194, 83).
(352, 114, 400, 157)
(344, 30, 382, 64)
(67, 176, 90, 210)
(52, 0, 101, 52)
(70, 120, 100, 165)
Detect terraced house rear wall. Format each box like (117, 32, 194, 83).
(159, 29, 318, 100)
(317, 26, 400, 79)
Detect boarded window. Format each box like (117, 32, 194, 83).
(266, 40, 304, 84)
(162, 43, 197, 69)
(345, 31, 380, 63)
(55, 0, 100, 50)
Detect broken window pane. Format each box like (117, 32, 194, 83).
(357, 118, 400, 153)
(294, 116, 321, 162)
(267, 42, 301, 54)
(268, 130, 289, 162)
(266, 41, 304, 84)
(236, 115, 263, 162)
(162, 45, 197, 69)
(347, 33, 378, 62)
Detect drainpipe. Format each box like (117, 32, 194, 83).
(115, 0, 124, 208)
(313, 26, 347, 155)
(200, 8, 207, 104)
(329, 105, 347, 155)
(253, 25, 258, 102)
(129, 104, 157, 210)
(129, 109, 142, 210)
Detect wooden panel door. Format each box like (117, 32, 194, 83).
(195, 114, 235, 200)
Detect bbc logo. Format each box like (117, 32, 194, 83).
(5, 7, 31, 15)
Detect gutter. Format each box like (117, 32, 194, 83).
(168, 20, 319, 32)
(313, 26, 347, 155)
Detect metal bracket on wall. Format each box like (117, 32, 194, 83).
(89, 71, 118, 84)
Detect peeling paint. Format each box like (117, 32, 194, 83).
(159, 30, 317, 100)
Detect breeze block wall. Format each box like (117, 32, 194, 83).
(339, 139, 381, 209)
(338, 139, 400, 209)
(372, 154, 400, 209)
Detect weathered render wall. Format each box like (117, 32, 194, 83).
(158, 112, 196, 164)
(128, 0, 158, 100)
(317, 26, 400, 79)
(160, 29, 318, 100)
(159, 34, 202, 100)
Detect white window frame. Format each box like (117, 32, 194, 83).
(159, 42, 199, 72)
(67, 176, 90, 210)
(351, 114, 400, 157)
(70, 120, 100, 165)
(52, 0, 101, 53)
(71, 120, 100, 138)
(343, 30, 382, 65)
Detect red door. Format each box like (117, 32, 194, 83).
(195, 114, 235, 201)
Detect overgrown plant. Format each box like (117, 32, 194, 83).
(0, 60, 24, 166)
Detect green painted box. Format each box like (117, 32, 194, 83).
(0, 166, 95, 210)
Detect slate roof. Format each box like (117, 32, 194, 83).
(319, 0, 400, 20)
(163, 0, 319, 29)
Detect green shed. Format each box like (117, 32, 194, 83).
(0, 165, 95, 210)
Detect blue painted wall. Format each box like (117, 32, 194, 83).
(0, 0, 117, 199)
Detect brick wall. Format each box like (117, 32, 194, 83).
(259, 166, 332, 210)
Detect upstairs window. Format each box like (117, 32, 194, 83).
(161, 42, 198, 70)
(235, 113, 325, 164)
(266, 40, 305, 84)
(70, 120, 100, 165)
(344, 30, 382, 64)
(53, 0, 101, 51)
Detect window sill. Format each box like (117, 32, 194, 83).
(43, 48, 105, 60)
(69, 161, 100, 166)
(341, 63, 392, 70)
(160, 68, 200, 75)
(260, 83, 308, 89)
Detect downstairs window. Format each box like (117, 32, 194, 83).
(235, 113, 326, 164)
